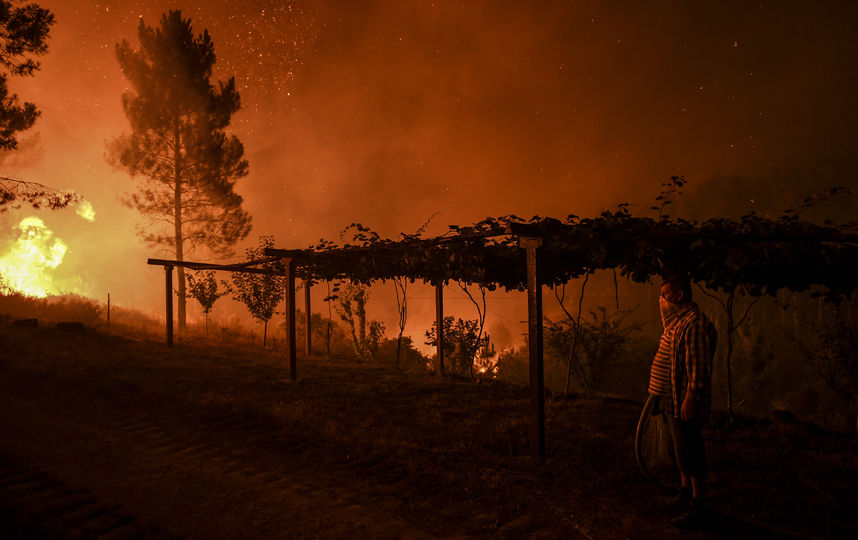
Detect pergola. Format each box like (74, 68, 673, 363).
(149, 221, 552, 454)
(148, 214, 858, 457)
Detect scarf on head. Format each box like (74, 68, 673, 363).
(659, 299, 700, 416)
(660, 298, 696, 333)
(650, 299, 696, 396)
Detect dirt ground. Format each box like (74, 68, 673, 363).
(1, 326, 856, 539)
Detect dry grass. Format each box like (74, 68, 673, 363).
(1, 325, 856, 538)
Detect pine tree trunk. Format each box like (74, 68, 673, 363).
(173, 120, 186, 332)
(263, 320, 268, 347)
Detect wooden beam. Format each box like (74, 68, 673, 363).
(147, 258, 281, 275)
(304, 278, 312, 356)
(435, 283, 444, 377)
(521, 236, 545, 457)
(264, 247, 315, 259)
(263, 229, 506, 260)
(164, 265, 173, 347)
(284, 258, 297, 380)
(506, 222, 544, 237)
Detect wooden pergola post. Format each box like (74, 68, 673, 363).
(521, 236, 545, 457)
(304, 278, 312, 356)
(435, 282, 445, 376)
(284, 259, 297, 380)
(165, 265, 173, 347)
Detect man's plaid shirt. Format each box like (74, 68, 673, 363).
(669, 307, 716, 420)
(650, 303, 717, 420)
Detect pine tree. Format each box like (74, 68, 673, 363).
(0, 176, 80, 212)
(107, 10, 252, 331)
(0, 1, 54, 150)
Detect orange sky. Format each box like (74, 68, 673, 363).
(2, 0, 857, 337)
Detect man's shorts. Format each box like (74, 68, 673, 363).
(668, 417, 707, 477)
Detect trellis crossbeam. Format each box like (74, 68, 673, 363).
(147, 257, 283, 275)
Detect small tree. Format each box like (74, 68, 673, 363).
(322, 280, 335, 354)
(551, 273, 590, 395)
(335, 282, 384, 361)
(458, 281, 491, 377)
(185, 270, 230, 334)
(392, 276, 408, 369)
(545, 307, 644, 395)
(695, 284, 760, 422)
(231, 236, 284, 347)
(389, 213, 439, 368)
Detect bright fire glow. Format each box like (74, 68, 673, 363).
(476, 353, 500, 377)
(0, 217, 68, 297)
(76, 200, 96, 222)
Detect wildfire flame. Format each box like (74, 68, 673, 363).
(76, 200, 96, 222)
(0, 217, 68, 297)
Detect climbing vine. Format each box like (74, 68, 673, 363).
(267, 210, 858, 301)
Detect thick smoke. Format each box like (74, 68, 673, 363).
(2, 0, 856, 320)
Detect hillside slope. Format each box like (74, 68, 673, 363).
(1, 326, 855, 538)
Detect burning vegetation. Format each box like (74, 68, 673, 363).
(0, 216, 66, 297)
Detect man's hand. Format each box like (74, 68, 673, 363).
(681, 390, 698, 422)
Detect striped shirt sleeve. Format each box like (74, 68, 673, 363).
(648, 333, 671, 395)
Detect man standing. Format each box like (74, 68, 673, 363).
(649, 275, 717, 529)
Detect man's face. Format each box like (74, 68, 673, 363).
(660, 282, 684, 304)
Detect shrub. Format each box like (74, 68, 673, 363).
(375, 336, 429, 371)
(425, 316, 492, 377)
(812, 304, 858, 431)
(0, 292, 102, 326)
(545, 307, 648, 397)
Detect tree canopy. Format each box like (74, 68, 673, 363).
(186, 269, 230, 334)
(232, 236, 284, 347)
(0, 0, 54, 150)
(0, 176, 81, 212)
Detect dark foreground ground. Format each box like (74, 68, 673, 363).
(0, 326, 855, 539)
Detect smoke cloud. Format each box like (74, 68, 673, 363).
(1, 0, 856, 326)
